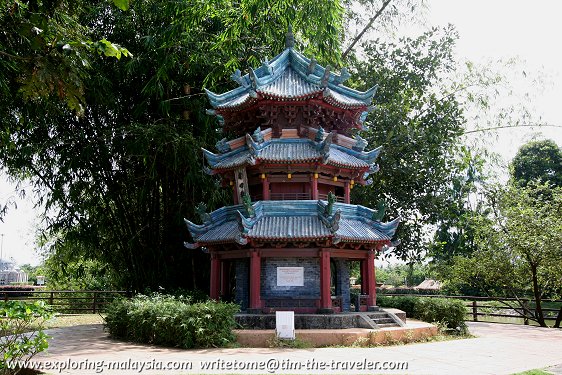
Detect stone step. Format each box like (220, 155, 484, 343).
(376, 322, 400, 328)
(366, 312, 389, 319)
(372, 318, 395, 324)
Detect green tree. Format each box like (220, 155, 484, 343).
(351, 26, 465, 262)
(446, 182, 562, 327)
(0, 0, 131, 114)
(0, 0, 346, 292)
(511, 139, 562, 188)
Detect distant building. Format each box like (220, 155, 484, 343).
(415, 279, 442, 290)
(0, 259, 29, 285)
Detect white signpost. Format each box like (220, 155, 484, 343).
(276, 267, 304, 286)
(276, 311, 295, 340)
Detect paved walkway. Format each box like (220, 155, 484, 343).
(32, 322, 562, 374)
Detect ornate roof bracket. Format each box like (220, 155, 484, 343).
(202, 166, 213, 175)
(215, 138, 231, 153)
(314, 126, 325, 142)
(353, 135, 368, 152)
(307, 57, 317, 75)
(183, 218, 209, 238)
(245, 134, 260, 157)
(371, 199, 386, 221)
(249, 69, 259, 89)
(195, 202, 212, 224)
(261, 60, 274, 76)
(252, 126, 264, 143)
(333, 67, 351, 85)
(231, 69, 250, 87)
(241, 193, 255, 218)
(368, 216, 401, 239)
(363, 163, 380, 180)
(321, 65, 331, 88)
(183, 241, 200, 249)
(317, 132, 333, 163)
(236, 210, 256, 234)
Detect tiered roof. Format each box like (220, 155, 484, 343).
(206, 48, 376, 109)
(185, 199, 399, 249)
(184, 33, 400, 250)
(203, 129, 381, 174)
(205, 39, 377, 132)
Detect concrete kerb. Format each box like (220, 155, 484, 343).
(234, 319, 437, 347)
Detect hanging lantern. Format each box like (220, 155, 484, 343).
(314, 172, 319, 179)
(261, 173, 266, 180)
(287, 173, 292, 179)
(350, 179, 355, 185)
(333, 176, 338, 182)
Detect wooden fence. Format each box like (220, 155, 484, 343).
(381, 293, 562, 325)
(0, 290, 129, 313)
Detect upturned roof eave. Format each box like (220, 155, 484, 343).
(184, 200, 399, 248)
(205, 47, 377, 109)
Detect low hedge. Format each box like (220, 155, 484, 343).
(378, 295, 467, 334)
(104, 294, 240, 348)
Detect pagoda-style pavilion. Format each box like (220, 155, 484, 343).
(185, 30, 399, 313)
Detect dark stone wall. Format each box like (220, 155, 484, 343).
(234, 259, 249, 310)
(335, 259, 351, 312)
(261, 258, 320, 298)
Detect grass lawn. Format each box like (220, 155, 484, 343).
(43, 314, 105, 329)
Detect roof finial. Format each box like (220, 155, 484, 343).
(285, 24, 295, 49)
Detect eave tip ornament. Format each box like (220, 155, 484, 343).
(285, 24, 295, 49)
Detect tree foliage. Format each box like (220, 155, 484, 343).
(511, 139, 562, 188)
(0, 0, 130, 114)
(0, 0, 346, 292)
(445, 182, 562, 327)
(351, 26, 465, 262)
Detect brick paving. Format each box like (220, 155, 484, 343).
(32, 321, 562, 374)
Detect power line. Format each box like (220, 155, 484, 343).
(464, 124, 562, 134)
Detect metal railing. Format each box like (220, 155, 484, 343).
(318, 194, 345, 202)
(270, 193, 311, 200)
(0, 290, 129, 313)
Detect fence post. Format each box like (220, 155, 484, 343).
(92, 292, 97, 314)
(522, 300, 529, 325)
(472, 300, 478, 322)
(49, 291, 54, 306)
(3, 292, 7, 302)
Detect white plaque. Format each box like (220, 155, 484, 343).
(277, 267, 304, 286)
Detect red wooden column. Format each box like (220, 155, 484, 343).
(221, 261, 230, 299)
(210, 254, 221, 301)
(366, 250, 377, 307)
(249, 250, 262, 311)
(344, 181, 351, 203)
(311, 173, 319, 200)
(319, 249, 332, 311)
(262, 175, 270, 200)
(360, 258, 367, 294)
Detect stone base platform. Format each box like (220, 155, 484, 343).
(234, 319, 437, 347)
(235, 308, 407, 330)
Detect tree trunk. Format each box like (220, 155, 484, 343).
(554, 306, 562, 328)
(530, 264, 547, 327)
(341, 0, 392, 60)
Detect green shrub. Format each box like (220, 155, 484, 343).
(378, 296, 467, 334)
(0, 301, 53, 374)
(377, 295, 417, 316)
(104, 294, 240, 348)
